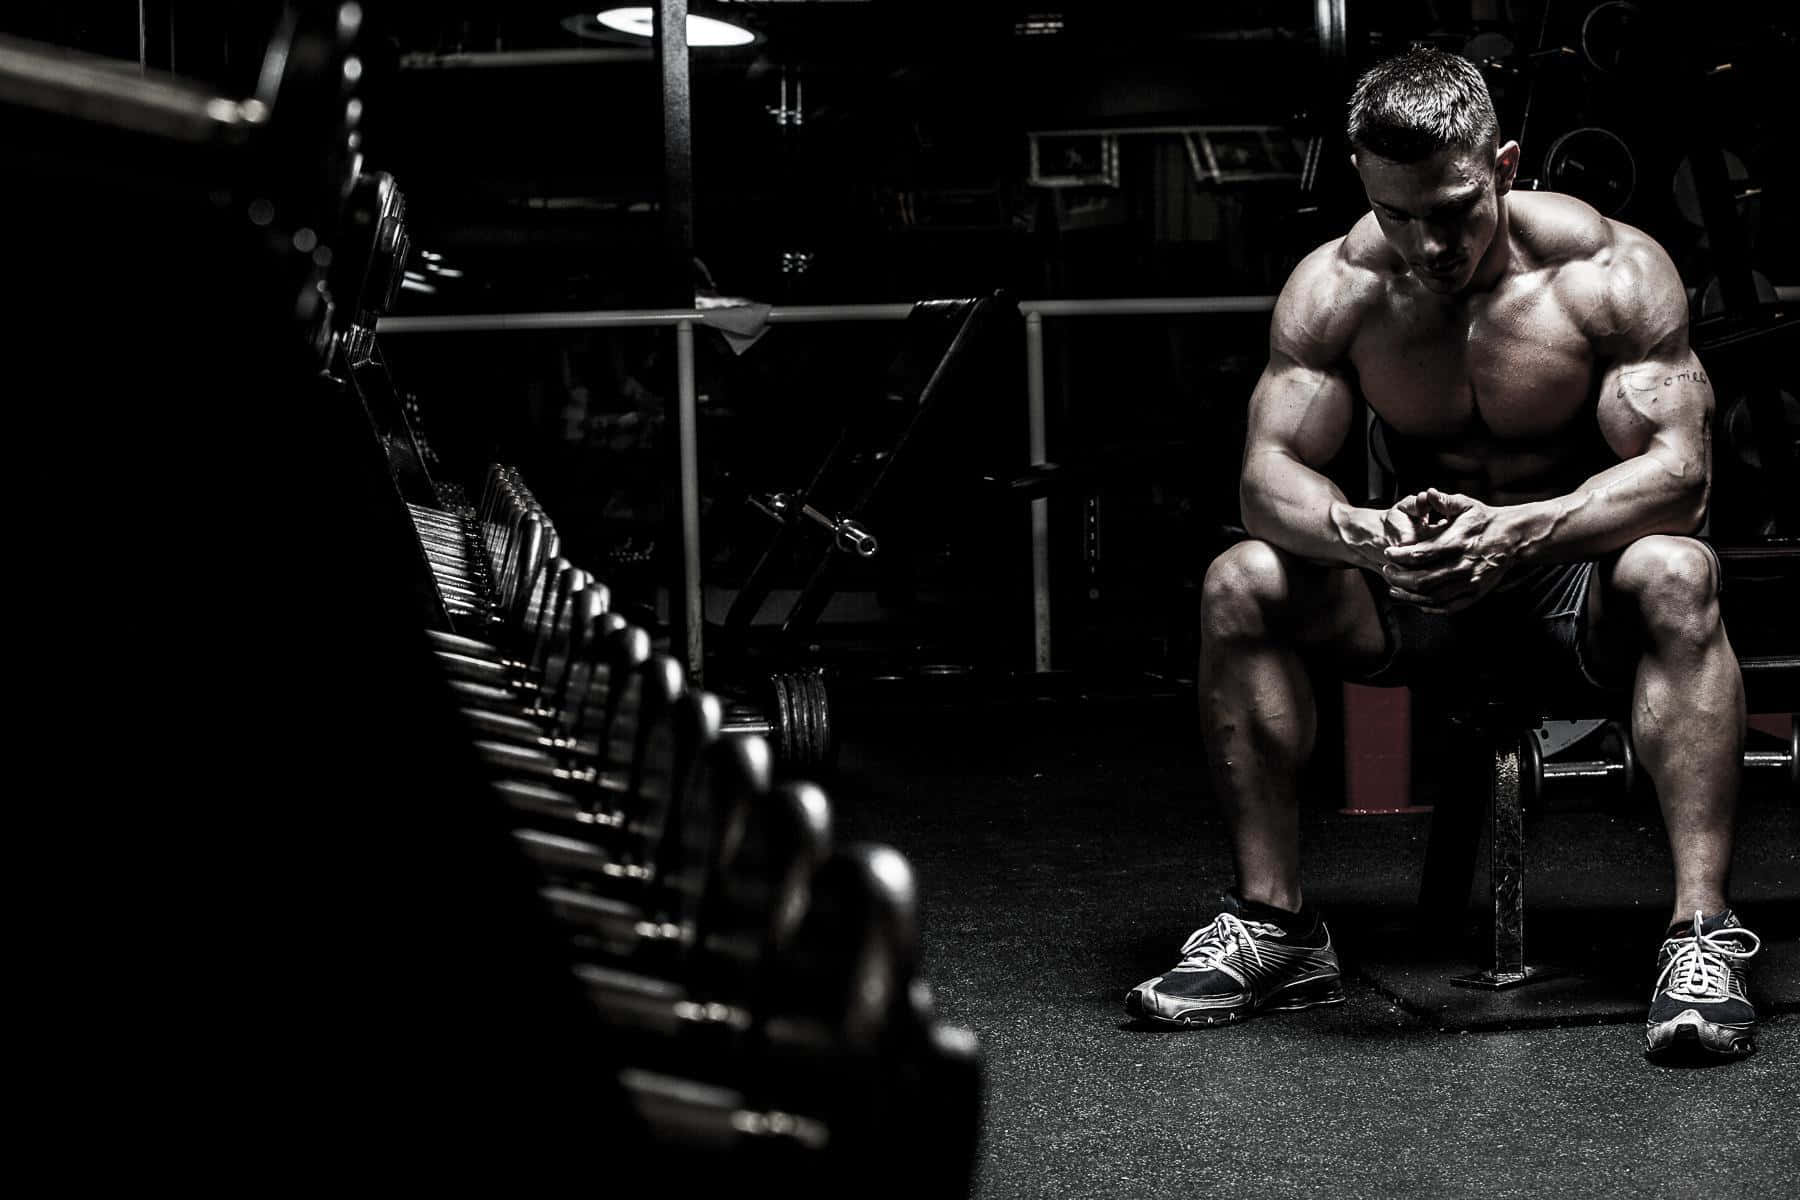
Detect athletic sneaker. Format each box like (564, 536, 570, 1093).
(1644, 909, 1761, 1061)
(1124, 894, 1344, 1027)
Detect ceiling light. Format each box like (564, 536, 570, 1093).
(567, 8, 758, 48)
(1014, 13, 1065, 36)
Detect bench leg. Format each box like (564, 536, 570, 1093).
(1452, 732, 1545, 989)
(1418, 717, 1485, 929)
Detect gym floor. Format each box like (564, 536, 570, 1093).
(827, 693, 1799, 1199)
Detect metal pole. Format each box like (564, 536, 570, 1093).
(1487, 737, 1527, 979)
(399, 49, 650, 69)
(655, 0, 695, 297)
(1315, 0, 1348, 60)
(1021, 296, 1275, 317)
(379, 298, 1284, 335)
(1025, 311, 1051, 672)
(1452, 725, 1541, 990)
(675, 319, 703, 683)
(379, 302, 920, 334)
(655, 0, 701, 681)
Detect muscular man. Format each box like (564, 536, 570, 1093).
(1124, 46, 1761, 1060)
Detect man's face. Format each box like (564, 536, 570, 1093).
(1355, 142, 1517, 294)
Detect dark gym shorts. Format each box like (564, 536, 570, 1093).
(1346, 556, 1640, 697)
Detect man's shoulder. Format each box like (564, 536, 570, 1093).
(1512, 190, 1614, 264)
(1272, 220, 1391, 360)
(1516, 192, 1684, 341)
(1516, 191, 1673, 283)
(1288, 215, 1396, 294)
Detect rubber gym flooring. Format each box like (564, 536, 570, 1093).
(826, 693, 1800, 1200)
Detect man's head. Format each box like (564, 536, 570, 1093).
(1347, 45, 1520, 294)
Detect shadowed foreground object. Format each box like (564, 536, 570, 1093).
(2, 15, 980, 1191)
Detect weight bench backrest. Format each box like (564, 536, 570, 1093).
(848, 292, 1018, 509)
(765, 293, 1018, 635)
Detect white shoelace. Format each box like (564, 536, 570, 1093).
(1655, 912, 1762, 1003)
(1176, 912, 1286, 972)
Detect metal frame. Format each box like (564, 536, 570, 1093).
(1018, 297, 1278, 668)
(1450, 730, 1543, 990)
(1183, 126, 1307, 185)
(1027, 131, 1120, 189)
(380, 285, 1800, 678)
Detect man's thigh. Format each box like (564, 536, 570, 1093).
(1267, 548, 1390, 677)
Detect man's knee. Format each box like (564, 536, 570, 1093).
(1612, 535, 1720, 643)
(1201, 539, 1292, 639)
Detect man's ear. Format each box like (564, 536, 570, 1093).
(1349, 152, 1360, 172)
(1494, 140, 1521, 195)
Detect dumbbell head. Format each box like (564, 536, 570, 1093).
(626, 656, 690, 793)
(1521, 726, 1544, 803)
(813, 843, 923, 1053)
(1533, 720, 1640, 802)
(766, 781, 834, 948)
(1603, 721, 1638, 796)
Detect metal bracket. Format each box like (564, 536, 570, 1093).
(1450, 726, 1555, 991)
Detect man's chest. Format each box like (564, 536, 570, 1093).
(1348, 282, 1598, 442)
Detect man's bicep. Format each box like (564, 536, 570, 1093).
(1594, 229, 1711, 462)
(1244, 353, 1357, 471)
(1596, 351, 1713, 467)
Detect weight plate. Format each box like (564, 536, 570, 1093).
(770, 672, 795, 763)
(795, 672, 819, 768)
(1536, 718, 1606, 759)
(1520, 727, 1544, 806)
(1600, 720, 1639, 798)
(812, 671, 834, 767)
(1581, 1, 1650, 74)
(782, 672, 803, 765)
(788, 671, 809, 766)
(762, 670, 835, 769)
(1617, 726, 1638, 797)
(1543, 126, 1636, 216)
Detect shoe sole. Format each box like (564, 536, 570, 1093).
(1644, 1009, 1755, 1061)
(1126, 974, 1345, 1029)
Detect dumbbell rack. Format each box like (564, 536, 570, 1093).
(397, 462, 985, 1190)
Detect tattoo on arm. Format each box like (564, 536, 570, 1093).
(1615, 367, 1707, 401)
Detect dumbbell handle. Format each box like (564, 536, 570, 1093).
(813, 509, 876, 557)
(1546, 746, 1791, 782)
(749, 492, 879, 557)
(1742, 749, 1791, 772)
(721, 714, 775, 739)
(1541, 759, 1627, 783)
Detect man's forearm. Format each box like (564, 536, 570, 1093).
(1241, 453, 1388, 569)
(1495, 450, 1707, 565)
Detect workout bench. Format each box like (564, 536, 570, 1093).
(1420, 554, 1798, 989)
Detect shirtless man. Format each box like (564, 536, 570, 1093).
(1124, 46, 1761, 1060)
